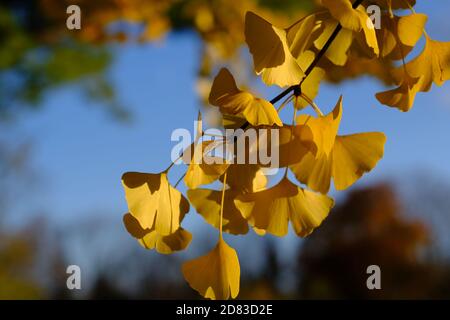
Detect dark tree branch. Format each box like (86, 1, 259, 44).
(269, 0, 364, 105)
(240, 0, 364, 129)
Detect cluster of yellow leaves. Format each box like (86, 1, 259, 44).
(120, 0, 449, 300)
(371, 7, 449, 111)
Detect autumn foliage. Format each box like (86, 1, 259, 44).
(120, 0, 450, 299)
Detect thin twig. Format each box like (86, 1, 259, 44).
(241, 0, 365, 131)
(219, 172, 227, 238)
(272, 0, 364, 104)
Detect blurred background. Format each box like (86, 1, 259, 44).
(1, 0, 450, 299)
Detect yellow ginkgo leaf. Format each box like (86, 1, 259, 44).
(297, 97, 342, 156)
(276, 124, 317, 167)
(209, 68, 282, 126)
(320, 1, 379, 56)
(291, 151, 333, 194)
(355, 7, 379, 57)
(253, 227, 267, 236)
(321, 0, 362, 31)
(184, 141, 229, 189)
(139, 228, 192, 254)
(378, 14, 427, 60)
(222, 163, 267, 193)
(286, 14, 323, 59)
(393, 35, 450, 92)
(182, 237, 240, 300)
(331, 132, 386, 190)
(291, 96, 386, 193)
(241, 123, 316, 168)
(397, 14, 427, 47)
(187, 188, 248, 235)
(123, 212, 149, 239)
(314, 19, 354, 66)
(122, 172, 189, 235)
(221, 114, 247, 129)
(376, 74, 423, 111)
(234, 177, 334, 237)
(122, 213, 192, 254)
(244, 11, 305, 87)
(377, 21, 397, 58)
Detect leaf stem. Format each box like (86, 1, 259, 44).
(219, 172, 228, 238)
(277, 94, 294, 112)
(299, 92, 323, 116)
(284, 101, 298, 178)
(174, 172, 186, 188)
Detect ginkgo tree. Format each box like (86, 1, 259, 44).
(121, 0, 450, 300)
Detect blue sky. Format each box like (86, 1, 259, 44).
(2, 2, 450, 255)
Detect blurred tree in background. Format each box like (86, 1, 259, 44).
(298, 184, 450, 299)
(0, 0, 397, 118)
(80, 184, 450, 299)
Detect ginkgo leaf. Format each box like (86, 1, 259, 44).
(377, 22, 397, 58)
(397, 14, 427, 47)
(355, 7, 379, 56)
(122, 172, 189, 235)
(209, 68, 282, 126)
(184, 141, 229, 189)
(291, 96, 386, 193)
(332, 132, 386, 190)
(221, 114, 247, 129)
(276, 124, 317, 167)
(314, 19, 354, 66)
(320, 1, 379, 56)
(245, 11, 305, 87)
(187, 188, 248, 235)
(222, 163, 267, 193)
(297, 97, 342, 156)
(321, 0, 362, 31)
(287, 14, 323, 59)
(122, 213, 192, 254)
(123, 212, 149, 239)
(393, 35, 450, 92)
(139, 228, 192, 254)
(376, 74, 423, 111)
(253, 227, 267, 236)
(291, 151, 333, 195)
(234, 177, 334, 237)
(182, 237, 240, 300)
(378, 14, 427, 60)
(295, 51, 325, 109)
(242, 123, 316, 168)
